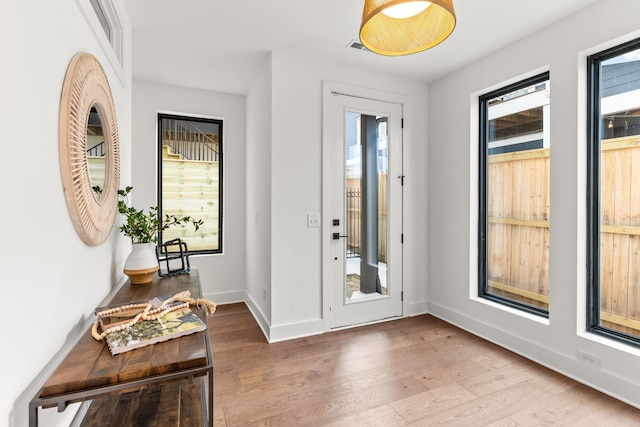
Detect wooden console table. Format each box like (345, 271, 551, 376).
(29, 269, 213, 426)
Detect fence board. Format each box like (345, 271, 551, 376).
(488, 280, 549, 304)
(161, 159, 219, 251)
(487, 147, 549, 310)
(599, 136, 640, 337)
(628, 236, 640, 328)
(88, 157, 106, 190)
(345, 175, 388, 262)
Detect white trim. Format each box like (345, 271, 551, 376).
(408, 299, 429, 316)
(470, 295, 550, 325)
(245, 294, 271, 342)
(157, 110, 225, 122)
(268, 319, 324, 343)
(205, 290, 245, 305)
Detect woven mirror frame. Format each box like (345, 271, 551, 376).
(59, 52, 120, 245)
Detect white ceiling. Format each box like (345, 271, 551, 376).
(124, 0, 598, 95)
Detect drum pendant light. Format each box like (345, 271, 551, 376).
(359, 0, 456, 56)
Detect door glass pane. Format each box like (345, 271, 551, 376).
(344, 111, 388, 302)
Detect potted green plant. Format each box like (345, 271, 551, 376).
(117, 186, 203, 284)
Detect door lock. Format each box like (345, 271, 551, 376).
(332, 233, 348, 240)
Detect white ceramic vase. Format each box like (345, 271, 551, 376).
(123, 242, 159, 284)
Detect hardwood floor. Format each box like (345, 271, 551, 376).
(209, 303, 640, 426)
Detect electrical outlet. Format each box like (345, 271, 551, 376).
(307, 213, 320, 228)
(577, 350, 601, 369)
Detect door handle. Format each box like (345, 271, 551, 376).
(332, 233, 348, 240)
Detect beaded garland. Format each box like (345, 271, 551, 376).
(92, 290, 216, 341)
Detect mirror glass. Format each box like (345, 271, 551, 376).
(87, 105, 106, 200)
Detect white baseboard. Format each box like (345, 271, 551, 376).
(205, 289, 246, 305)
(244, 295, 271, 342)
(268, 319, 324, 343)
(408, 299, 429, 317)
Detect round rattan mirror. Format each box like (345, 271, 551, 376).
(59, 52, 120, 245)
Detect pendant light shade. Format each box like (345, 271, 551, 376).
(359, 0, 456, 56)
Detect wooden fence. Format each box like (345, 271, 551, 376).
(161, 154, 219, 252)
(487, 136, 640, 338)
(88, 157, 105, 191)
(486, 147, 550, 311)
(599, 136, 640, 337)
(346, 174, 388, 263)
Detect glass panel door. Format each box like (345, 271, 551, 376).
(329, 95, 402, 328)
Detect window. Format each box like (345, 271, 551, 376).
(158, 113, 223, 254)
(90, 0, 112, 43)
(80, 0, 124, 72)
(587, 38, 640, 346)
(479, 72, 550, 316)
(89, 0, 122, 59)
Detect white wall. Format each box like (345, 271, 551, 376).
(259, 52, 429, 341)
(428, 0, 640, 408)
(131, 80, 247, 303)
(245, 56, 273, 333)
(0, 1, 132, 426)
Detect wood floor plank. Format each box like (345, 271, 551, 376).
(456, 360, 540, 396)
(485, 417, 519, 427)
(305, 361, 421, 391)
(405, 378, 552, 426)
(509, 382, 638, 425)
(244, 376, 427, 427)
(571, 397, 640, 425)
(213, 369, 243, 394)
(209, 303, 640, 427)
(390, 383, 477, 423)
(220, 372, 312, 402)
(323, 405, 408, 426)
(413, 357, 492, 390)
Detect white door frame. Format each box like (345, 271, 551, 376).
(322, 81, 407, 331)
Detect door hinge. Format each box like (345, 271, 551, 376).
(401, 291, 404, 301)
(401, 118, 404, 128)
(401, 234, 404, 243)
(398, 175, 405, 186)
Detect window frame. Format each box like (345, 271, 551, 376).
(90, 0, 112, 43)
(478, 71, 551, 318)
(587, 37, 640, 347)
(76, 0, 124, 82)
(157, 112, 224, 255)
